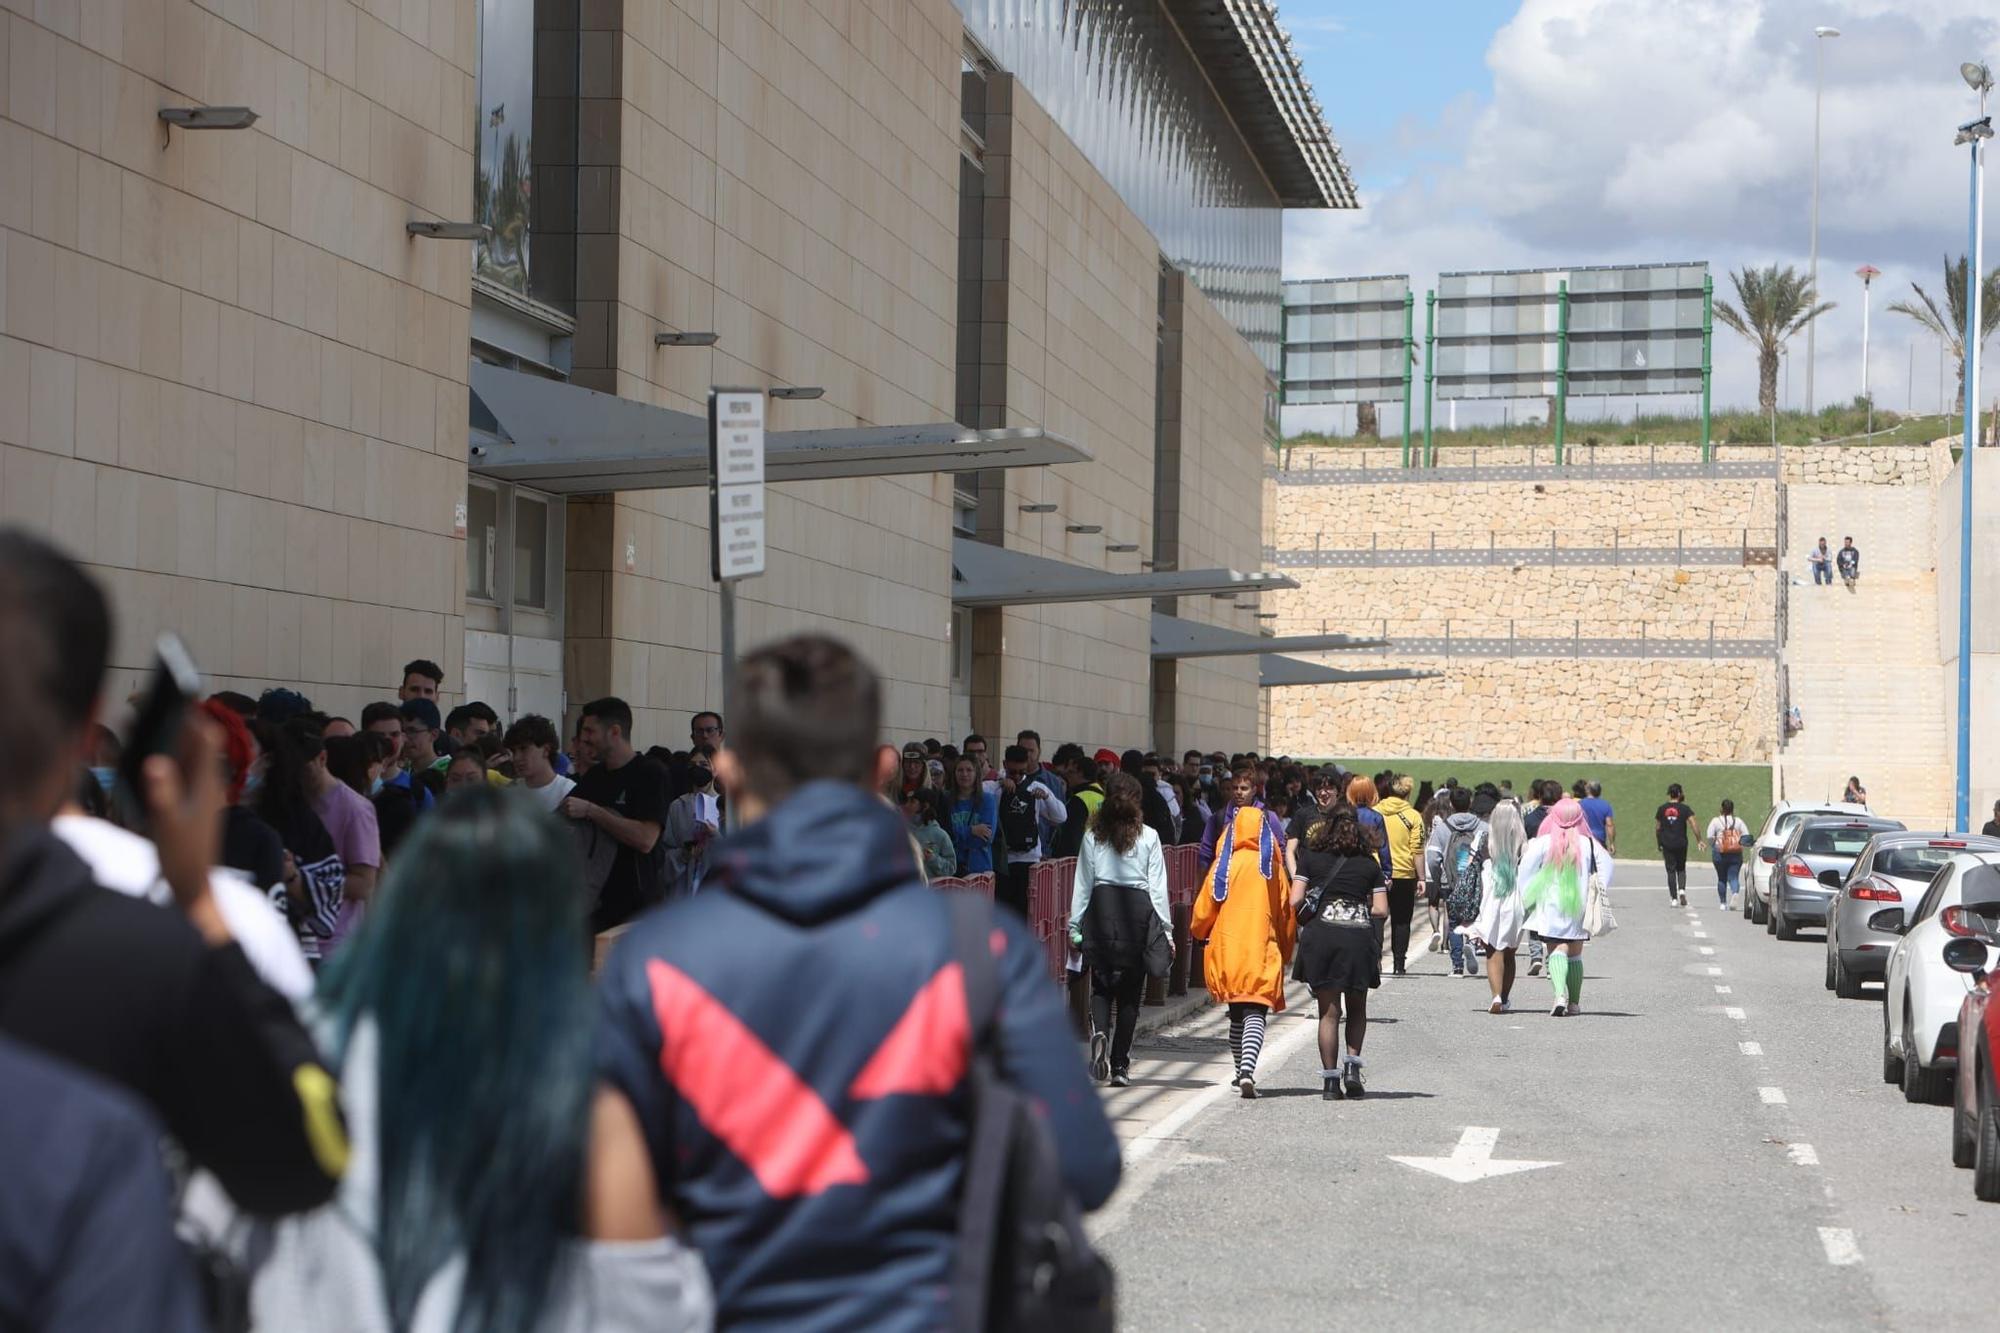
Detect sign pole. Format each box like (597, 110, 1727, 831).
(1401, 290, 1415, 469)
(708, 388, 768, 832)
(1423, 289, 1436, 467)
(1554, 280, 1570, 466)
(1701, 273, 1715, 462)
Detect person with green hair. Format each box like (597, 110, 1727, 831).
(248, 785, 713, 1332)
(1519, 796, 1614, 1018)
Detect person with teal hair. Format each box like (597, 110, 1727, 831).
(1519, 796, 1614, 1018)
(248, 785, 713, 1332)
(1472, 801, 1530, 1014)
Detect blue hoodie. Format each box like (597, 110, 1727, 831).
(597, 781, 1120, 1333)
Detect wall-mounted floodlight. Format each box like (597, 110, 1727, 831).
(158, 106, 258, 130)
(1105, 543, 1139, 553)
(1020, 502, 1058, 513)
(770, 386, 825, 400)
(407, 220, 490, 240)
(1256, 612, 1279, 620)
(1065, 524, 1103, 534)
(654, 330, 720, 347)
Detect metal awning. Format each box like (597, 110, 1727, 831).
(468, 362, 1090, 493)
(949, 539, 1294, 608)
(1259, 656, 1438, 688)
(1149, 612, 1385, 659)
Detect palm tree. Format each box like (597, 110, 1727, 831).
(1886, 254, 2000, 406)
(1714, 264, 1835, 417)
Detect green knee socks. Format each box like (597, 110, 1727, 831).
(1565, 955, 1583, 1005)
(1548, 952, 1569, 1001)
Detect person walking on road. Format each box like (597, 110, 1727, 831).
(1521, 797, 1614, 1018)
(1809, 536, 1832, 586)
(1376, 775, 1425, 975)
(1837, 536, 1861, 591)
(1472, 802, 1530, 1013)
(1702, 799, 1751, 909)
(1423, 787, 1487, 977)
(1069, 773, 1170, 1088)
(1656, 784, 1696, 906)
(1291, 808, 1386, 1099)
(1192, 771, 1295, 1099)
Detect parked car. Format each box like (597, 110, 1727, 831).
(1945, 933, 2000, 1201)
(1881, 857, 2000, 1104)
(1767, 816, 1905, 940)
(1745, 801, 1870, 925)
(1828, 833, 2000, 998)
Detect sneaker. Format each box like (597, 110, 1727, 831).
(1393, 964, 1408, 977)
(1498, 1000, 1513, 1014)
(1569, 999, 1583, 1016)
(1451, 962, 1464, 977)
(1089, 1032, 1110, 1083)
(1239, 1074, 1258, 1100)
(1550, 1000, 1568, 1018)
(1489, 996, 1505, 1014)
(1678, 893, 1688, 908)
(1527, 958, 1544, 977)
(1426, 930, 1443, 953)
(1341, 1059, 1366, 1099)
(1109, 1068, 1130, 1088)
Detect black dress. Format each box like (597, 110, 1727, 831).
(1293, 849, 1384, 993)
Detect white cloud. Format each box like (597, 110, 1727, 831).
(1286, 0, 2000, 425)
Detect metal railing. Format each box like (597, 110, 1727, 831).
(1272, 442, 1783, 485)
(1293, 616, 1777, 660)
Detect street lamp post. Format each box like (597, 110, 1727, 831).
(1858, 264, 1879, 433)
(1807, 25, 1840, 418)
(1953, 59, 1992, 834)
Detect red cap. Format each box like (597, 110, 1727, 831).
(1094, 747, 1120, 769)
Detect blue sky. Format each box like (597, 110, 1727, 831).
(1279, 0, 2000, 430)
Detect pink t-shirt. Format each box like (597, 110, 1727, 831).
(312, 782, 381, 957)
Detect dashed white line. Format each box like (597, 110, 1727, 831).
(1787, 1143, 1821, 1166)
(1725, 1006, 1747, 1021)
(1693, 931, 1710, 939)
(1705, 966, 1723, 975)
(1818, 1227, 1862, 1266)
(1698, 946, 1716, 955)
(1760, 1086, 1788, 1104)
(1715, 985, 1733, 994)
(1739, 1041, 1763, 1055)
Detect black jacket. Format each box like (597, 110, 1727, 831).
(0, 828, 343, 1216)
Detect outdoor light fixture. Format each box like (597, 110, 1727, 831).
(769, 386, 824, 400)
(1814, 24, 1840, 38)
(1105, 542, 1138, 552)
(1963, 60, 1994, 92)
(158, 106, 259, 130)
(1954, 116, 1994, 146)
(1953, 52, 1992, 834)
(1065, 524, 1103, 534)
(1019, 502, 1057, 513)
(654, 330, 720, 347)
(406, 220, 489, 240)
(1256, 612, 1279, 620)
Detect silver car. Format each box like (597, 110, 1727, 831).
(1767, 815, 1905, 940)
(1827, 832, 2000, 997)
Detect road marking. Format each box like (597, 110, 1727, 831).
(1693, 932, 1710, 940)
(1389, 1126, 1561, 1183)
(1698, 946, 1716, 955)
(1120, 1008, 1318, 1168)
(1705, 966, 1723, 975)
(1740, 1041, 1763, 1055)
(1818, 1227, 1862, 1266)
(1715, 985, 1733, 994)
(1725, 1006, 1747, 1021)
(1760, 1086, 1788, 1104)
(1787, 1143, 1820, 1166)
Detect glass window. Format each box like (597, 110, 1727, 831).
(475, 0, 535, 295)
(513, 493, 549, 609)
(467, 484, 498, 603)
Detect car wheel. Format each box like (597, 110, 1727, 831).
(1764, 899, 1777, 933)
(1883, 1003, 1906, 1084)
(1742, 886, 1753, 919)
(1954, 1095, 1977, 1168)
(1834, 953, 1863, 1000)
(1903, 1015, 1953, 1105)
(1975, 1084, 2000, 1203)
(1752, 893, 1770, 926)
(1824, 947, 1837, 991)
(1775, 907, 1796, 941)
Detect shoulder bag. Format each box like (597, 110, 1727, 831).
(1582, 844, 1617, 937)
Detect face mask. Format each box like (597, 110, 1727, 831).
(369, 777, 384, 797)
(244, 771, 265, 796)
(89, 766, 117, 792)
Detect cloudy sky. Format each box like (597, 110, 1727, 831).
(1282, 0, 2000, 433)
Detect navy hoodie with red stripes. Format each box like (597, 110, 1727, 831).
(597, 780, 1120, 1332)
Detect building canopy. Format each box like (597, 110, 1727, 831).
(1149, 612, 1385, 659)
(951, 539, 1295, 608)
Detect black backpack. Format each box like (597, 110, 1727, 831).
(947, 893, 1115, 1332)
(997, 785, 1041, 855)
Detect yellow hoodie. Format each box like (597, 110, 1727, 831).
(1376, 795, 1424, 879)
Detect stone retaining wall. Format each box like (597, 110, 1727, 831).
(1267, 658, 1776, 764)
(1275, 566, 1775, 634)
(1271, 479, 1776, 549)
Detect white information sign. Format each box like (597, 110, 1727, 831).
(709, 389, 766, 581)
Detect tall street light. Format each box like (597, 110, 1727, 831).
(1857, 263, 1879, 433)
(1807, 24, 1840, 418)
(1953, 58, 1991, 833)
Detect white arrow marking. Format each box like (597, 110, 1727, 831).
(1389, 1126, 1561, 1183)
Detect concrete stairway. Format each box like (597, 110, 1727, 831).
(1779, 484, 1953, 830)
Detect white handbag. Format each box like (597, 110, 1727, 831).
(1583, 869, 1617, 937)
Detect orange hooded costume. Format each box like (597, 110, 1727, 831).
(1191, 804, 1295, 1010)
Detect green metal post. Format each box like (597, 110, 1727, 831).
(1554, 280, 1570, 466)
(1400, 291, 1415, 469)
(1701, 272, 1715, 462)
(1423, 290, 1436, 467)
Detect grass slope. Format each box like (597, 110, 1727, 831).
(1281, 406, 1954, 453)
(1306, 756, 1772, 864)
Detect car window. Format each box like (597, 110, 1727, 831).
(1910, 866, 1954, 925)
(1775, 809, 1845, 841)
(1800, 828, 1880, 857)
(1877, 846, 1962, 880)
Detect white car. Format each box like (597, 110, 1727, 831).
(1745, 800, 1870, 925)
(1881, 854, 2000, 1104)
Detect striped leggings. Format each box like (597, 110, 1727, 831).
(1228, 1003, 1269, 1078)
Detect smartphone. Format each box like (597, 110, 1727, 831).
(114, 634, 204, 830)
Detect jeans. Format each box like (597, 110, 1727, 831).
(997, 861, 1032, 917)
(1386, 878, 1419, 968)
(1662, 846, 1688, 899)
(1090, 967, 1145, 1073)
(1812, 560, 1832, 585)
(1713, 856, 1742, 906)
(1448, 928, 1479, 973)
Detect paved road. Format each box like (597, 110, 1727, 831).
(1090, 865, 1999, 1330)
